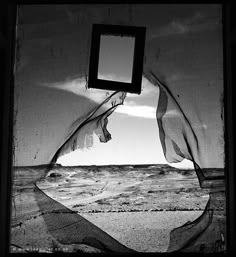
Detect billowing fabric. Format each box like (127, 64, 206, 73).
(143, 71, 224, 188)
(12, 4, 224, 253)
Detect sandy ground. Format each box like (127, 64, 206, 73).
(82, 211, 203, 252)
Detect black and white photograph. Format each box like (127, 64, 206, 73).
(10, 4, 227, 254)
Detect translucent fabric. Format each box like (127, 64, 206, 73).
(143, 71, 224, 188)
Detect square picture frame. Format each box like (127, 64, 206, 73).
(88, 24, 146, 94)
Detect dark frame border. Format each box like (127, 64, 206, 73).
(223, 3, 236, 256)
(0, 2, 16, 257)
(88, 24, 146, 94)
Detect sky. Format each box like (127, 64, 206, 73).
(57, 77, 194, 169)
(15, 4, 223, 169)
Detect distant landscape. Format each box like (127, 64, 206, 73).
(11, 164, 210, 252)
(37, 163, 209, 212)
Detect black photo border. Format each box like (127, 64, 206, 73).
(88, 24, 146, 94)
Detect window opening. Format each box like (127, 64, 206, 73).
(35, 79, 209, 253)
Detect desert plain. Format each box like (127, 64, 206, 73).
(11, 164, 210, 252)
